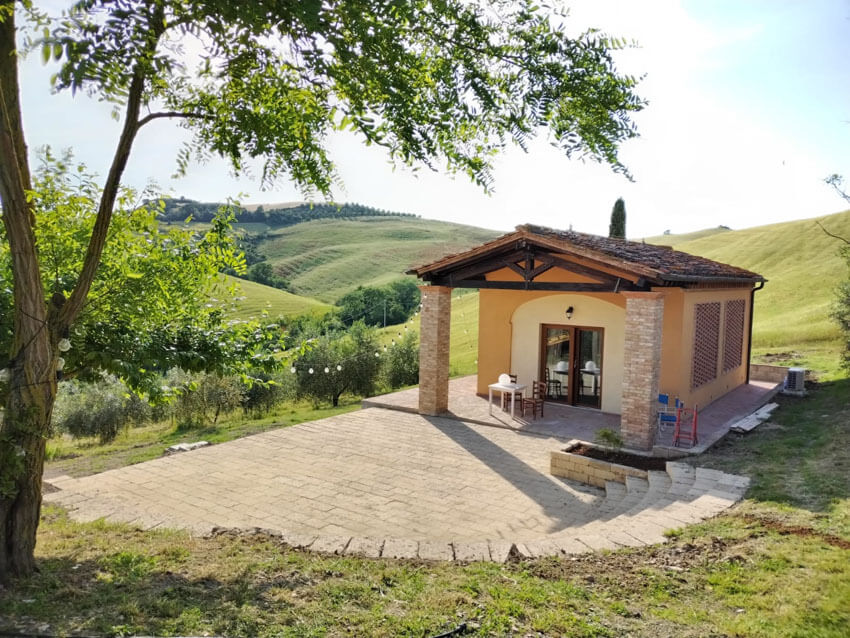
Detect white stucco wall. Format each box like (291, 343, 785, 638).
(510, 294, 626, 414)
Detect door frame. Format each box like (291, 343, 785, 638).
(539, 323, 604, 409)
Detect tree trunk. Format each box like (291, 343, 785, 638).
(0, 343, 57, 583)
(0, 4, 154, 583)
(0, 3, 57, 584)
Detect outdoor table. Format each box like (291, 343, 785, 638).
(488, 382, 527, 420)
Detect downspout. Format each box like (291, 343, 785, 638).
(745, 281, 765, 383)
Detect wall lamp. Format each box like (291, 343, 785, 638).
(565, 306, 574, 320)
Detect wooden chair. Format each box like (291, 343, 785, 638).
(500, 374, 523, 411)
(544, 367, 562, 399)
(522, 380, 547, 419)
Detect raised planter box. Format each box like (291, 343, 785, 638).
(550, 440, 649, 488)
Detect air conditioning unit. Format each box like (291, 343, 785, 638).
(782, 367, 806, 396)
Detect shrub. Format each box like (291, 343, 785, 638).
(170, 372, 245, 429)
(294, 321, 380, 406)
(241, 372, 294, 418)
(383, 331, 419, 389)
(52, 377, 151, 444)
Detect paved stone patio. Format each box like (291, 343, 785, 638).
(46, 407, 750, 562)
(365, 375, 781, 455)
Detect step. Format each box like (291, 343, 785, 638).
(595, 480, 628, 515)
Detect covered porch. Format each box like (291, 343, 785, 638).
(407, 225, 767, 453)
(364, 375, 780, 455)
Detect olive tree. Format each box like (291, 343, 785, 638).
(0, 0, 642, 580)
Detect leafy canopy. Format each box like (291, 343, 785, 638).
(0, 150, 284, 402)
(45, 0, 643, 194)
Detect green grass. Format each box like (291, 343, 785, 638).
(216, 275, 333, 320)
(255, 216, 498, 302)
(45, 399, 361, 478)
(645, 209, 850, 377)
(8, 378, 845, 637)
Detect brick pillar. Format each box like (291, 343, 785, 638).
(620, 292, 665, 450)
(418, 285, 452, 415)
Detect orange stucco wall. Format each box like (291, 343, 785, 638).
(662, 287, 753, 410)
(476, 262, 628, 408)
(476, 261, 753, 414)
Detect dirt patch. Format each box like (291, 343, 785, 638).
(571, 444, 667, 471)
(736, 513, 850, 550)
(524, 535, 742, 588)
(755, 351, 800, 364)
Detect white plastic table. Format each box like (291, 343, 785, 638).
(488, 382, 527, 420)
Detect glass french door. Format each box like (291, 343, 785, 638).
(540, 325, 603, 408)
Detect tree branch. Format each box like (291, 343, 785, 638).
(58, 7, 166, 330)
(826, 174, 850, 204)
(815, 220, 850, 245)
(137, 110, 208, 128)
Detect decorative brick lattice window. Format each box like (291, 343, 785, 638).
(692, 302, 721, 389)
(723, 299, 746, 373)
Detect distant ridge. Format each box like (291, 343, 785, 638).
(155, 197, 418, 227)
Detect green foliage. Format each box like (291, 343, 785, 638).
(0, 151, 289, 403)
(52, 377, 150, 444)
(608, 197, 626, 239)
(242, 261, 289, 291)
(294, 322, 381, 406)
(337, 280, 420, 327)
(382, 331, 419, 389)
(158, 198, 418, 225)
(594, 428, 624, 450)
(46, 1, 642, 195)
(240, 372, 294, 419)
(831, 245, 850, 370)
(169, 372, 245, 429)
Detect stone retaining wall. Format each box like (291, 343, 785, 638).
(749, 363, 789, 384)
(550, 440, 647, 488)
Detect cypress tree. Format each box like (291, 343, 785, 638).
(609, 197, 626, 238)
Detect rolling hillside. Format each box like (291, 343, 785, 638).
(255, 216, 500, 302)
(210, 201, 848, 376)
(646, 209, 850, 375)
(216, 275, 332, 320)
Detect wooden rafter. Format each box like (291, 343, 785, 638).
(425, 242, 647, 291)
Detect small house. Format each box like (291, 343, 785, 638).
(408, 224, 765, 450)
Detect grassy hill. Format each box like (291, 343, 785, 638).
(255, 216, 500, 302)
(640, 227, 733, 245)
(216, 275, 332, 320)
(647, 210, 850, 376)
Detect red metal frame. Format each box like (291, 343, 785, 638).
(673, 404, 699, 447)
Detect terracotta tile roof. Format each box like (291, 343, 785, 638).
(408, 224, 765, 285)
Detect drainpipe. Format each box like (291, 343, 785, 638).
(746, 281, 765, 383)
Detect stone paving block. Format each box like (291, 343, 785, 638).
(279, 531, 318, 549)
(603, 529, 647, 548)
(310, 536, 352, 555)
(417, 541, 454, 561)
(487, 541, 515, 563)
(452, 541, 490, 562)
(381, 538, 419, 560)
(695, 468, 726, 482)
(551, 537, 588, 555)
(520, 538, 562, 558)
(575, 533, 619, 551)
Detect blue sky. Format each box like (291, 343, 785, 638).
(18, 0, 850, 238)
